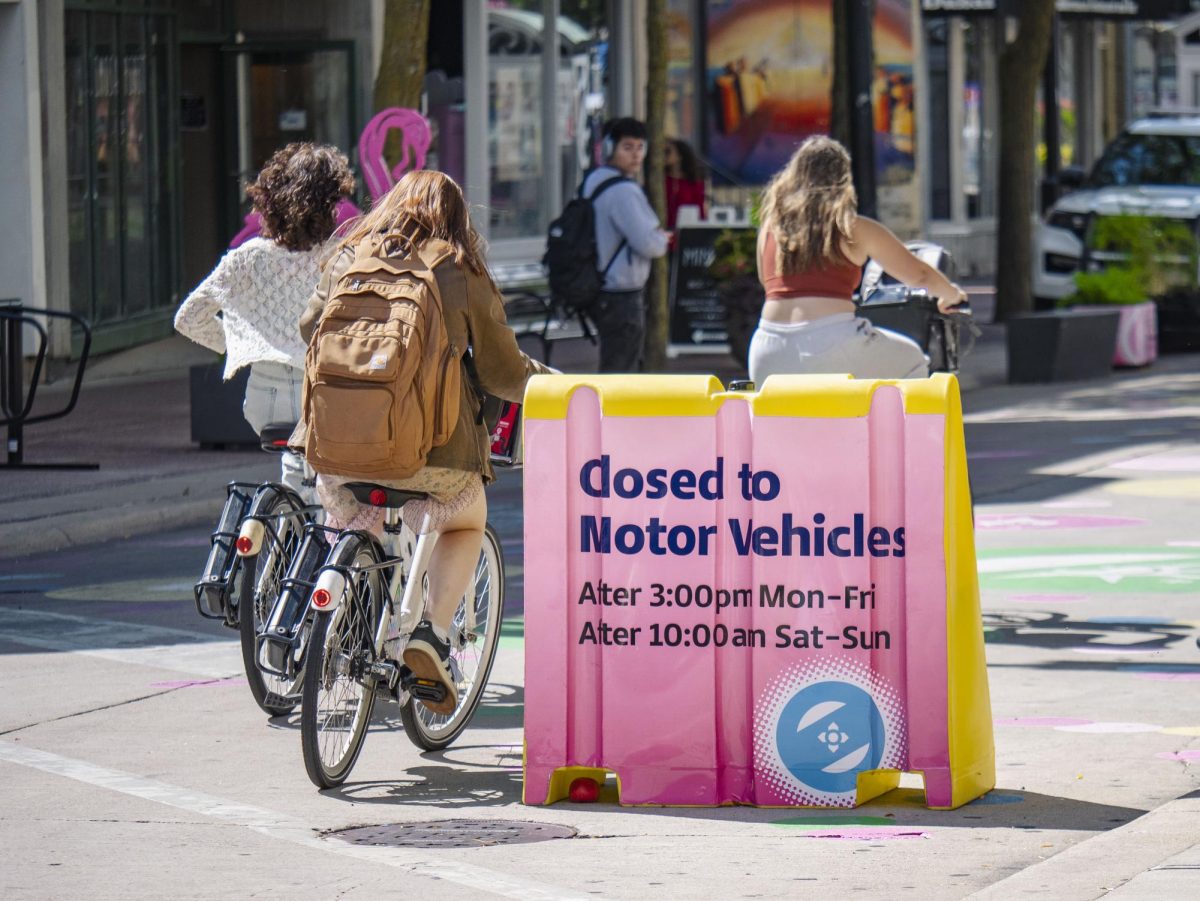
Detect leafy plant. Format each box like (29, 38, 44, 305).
(1069, 213, 1198, 306)
(710, 192, 761, 281)
(711, 227, 758, 280)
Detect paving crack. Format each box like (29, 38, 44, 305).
(0, 681, 218, 737)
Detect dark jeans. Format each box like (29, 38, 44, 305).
(593, 289, 645, 373)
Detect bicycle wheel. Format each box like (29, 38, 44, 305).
(237, 488, 305, 717)
(300, 534, 382, 789)
(400, 523, 505, 751)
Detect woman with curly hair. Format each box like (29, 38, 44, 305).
(174, 142, 355, 493)
(748, 135, 966, 383)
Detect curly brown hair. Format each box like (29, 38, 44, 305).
(246, 143, 355, 252)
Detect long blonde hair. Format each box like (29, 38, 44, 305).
(335, 170, 489, 275)
(760, 136, 857, 273)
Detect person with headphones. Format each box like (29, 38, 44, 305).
(583, 117, 670, 372)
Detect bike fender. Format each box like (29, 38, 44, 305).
(236, 518, 266, 557)
(310, 568, 347, 612)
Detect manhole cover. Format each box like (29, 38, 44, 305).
(327, 819, 577, 849)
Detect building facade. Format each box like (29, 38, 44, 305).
(3, 0, 1195, 357)
(4, 0, 648, 356)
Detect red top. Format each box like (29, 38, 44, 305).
(665, 175, 706, 232)
(758, 230, 861, 301)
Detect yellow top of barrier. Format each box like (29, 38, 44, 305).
(524, 373, 961, 420)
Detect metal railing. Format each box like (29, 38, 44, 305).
(0, 301, 98, 470)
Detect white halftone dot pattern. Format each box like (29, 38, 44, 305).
(753, 658, 906, 806)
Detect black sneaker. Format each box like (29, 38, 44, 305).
(403, 621, 457, 715)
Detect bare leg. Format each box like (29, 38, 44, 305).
(424, 486, 487, 632)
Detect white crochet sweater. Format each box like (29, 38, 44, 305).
(174, 237, 326, 379)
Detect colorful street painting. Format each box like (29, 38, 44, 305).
(976, 547, 1200, 594)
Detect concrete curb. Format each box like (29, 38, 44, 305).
(0, 496, 227, 561)
(968, 791, 1200, 899)
(0, 459, 277, 560)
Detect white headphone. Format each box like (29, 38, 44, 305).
(602, 133, 615, 161)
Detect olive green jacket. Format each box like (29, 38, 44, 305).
(298, 238, 549, 482)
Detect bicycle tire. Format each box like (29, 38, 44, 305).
(237, 487, 305, 717)
(300, 533, 382, 789)
(400, 523, 505, 752)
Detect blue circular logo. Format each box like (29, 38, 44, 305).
(774, 680, 886, 795)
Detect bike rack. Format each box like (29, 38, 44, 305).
(0, 300, 98, 470)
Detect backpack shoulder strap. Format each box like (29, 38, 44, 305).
(586, 173, 629, 202)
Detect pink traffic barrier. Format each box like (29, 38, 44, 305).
(522, 374, 994, 810)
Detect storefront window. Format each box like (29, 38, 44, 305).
(665, 0, 698, 146)
(559, 0, 609, 200)
(65, 14, 93, 325)
(925, 17, 951, 221)
(1058, 22, 1079, 169)
(962, 18, 994, 219)
(486, 2, 608, 242)
(65, 7, 177, 330)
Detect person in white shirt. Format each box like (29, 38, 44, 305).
(174, 142, 355, 494)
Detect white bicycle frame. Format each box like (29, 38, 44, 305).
(313, 505, 480, 681)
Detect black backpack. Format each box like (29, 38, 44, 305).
(544, 174, 629, 314)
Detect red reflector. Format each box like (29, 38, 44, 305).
(235, 536, 253, 554)
(271, 439, 288, 447)
(368, 488, 389, 507)
(312, 588, 332, 608)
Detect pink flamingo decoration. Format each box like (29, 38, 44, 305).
(358, 107, 432, 201)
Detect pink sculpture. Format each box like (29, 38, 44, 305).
(358, 107, 432, 201)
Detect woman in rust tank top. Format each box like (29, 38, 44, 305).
(748, 136, 966, 384)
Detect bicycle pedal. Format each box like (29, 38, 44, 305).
(405, 676, 448, 703)
(367, 658, 401, 688)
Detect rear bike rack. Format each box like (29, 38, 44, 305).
(0, 301, 97, 469)
(256, 523, 337, 679)
(194, 481, 260, 623)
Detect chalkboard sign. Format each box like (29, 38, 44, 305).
(669, 226, 754, 350)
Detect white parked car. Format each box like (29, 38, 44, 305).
(1033, 115, 1200, 309)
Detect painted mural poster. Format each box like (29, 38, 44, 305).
(705, 0, 832, 186)
(704, 0, 920, 235)
(873, 0, 920, 237)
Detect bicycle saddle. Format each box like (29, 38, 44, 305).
(345, 482, 430, 508)
(259, 423, 297, 453)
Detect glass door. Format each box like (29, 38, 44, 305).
(222, 43, 356, 236)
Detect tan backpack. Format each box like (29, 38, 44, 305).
(302, 235, 461, 480)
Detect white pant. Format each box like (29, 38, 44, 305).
(748, 312, 929, 385)
(242, 361, 310, 500)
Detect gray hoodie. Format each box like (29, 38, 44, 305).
(582, 165, 669, 292)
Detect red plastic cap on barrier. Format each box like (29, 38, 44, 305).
(568, 777, 600, 803)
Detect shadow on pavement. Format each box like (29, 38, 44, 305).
(982, 611, 1196, 653)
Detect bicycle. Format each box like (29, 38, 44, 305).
(857, 240, 980, 375)
(298, 483, 505, 789)
(192, 423, 320, 716)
